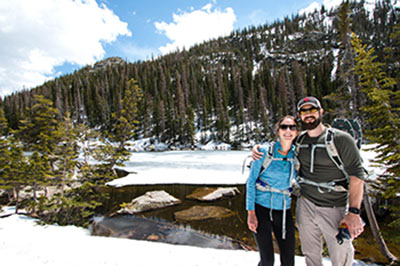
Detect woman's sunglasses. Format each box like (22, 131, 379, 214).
(279, 124, 298, 131)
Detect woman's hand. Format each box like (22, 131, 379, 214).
(252, 144, 263, 161)
(247, 210, 258, 233)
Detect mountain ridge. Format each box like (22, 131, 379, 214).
(1, 0, 398, 147)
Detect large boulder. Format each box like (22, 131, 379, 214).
(117, 190, 181, 214)
(186, 187, 240, 201)
(174, 205, 234, 221)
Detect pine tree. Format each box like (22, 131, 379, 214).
(175, 70, 186, 143)
(53, 112, 79, 198)
(327, 0, 361, 118)
(101, 78, 143, 171)
(258, 85, 270, 139)
(352, 33, 400, 253)
(0, 107, 8, 135)
(277, 71, 288, 116)
(0, 108, 12, 205)
(7, 139, 28, 213)
(183, 106, 196, 147)
(17, 94, 60, 156)
(27, 150, 52, 212)
(15, 95, 61, 208)
(32, 111, 82, 225)
(215, 63, 231, 142)
(291, 60, 306, 101)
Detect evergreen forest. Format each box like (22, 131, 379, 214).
(0, 1, 398, 146)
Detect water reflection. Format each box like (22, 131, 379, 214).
(93, 214, 245, 249)
(98, 184, 257, 249)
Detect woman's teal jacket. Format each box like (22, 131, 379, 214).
(246, 141, 297, 211)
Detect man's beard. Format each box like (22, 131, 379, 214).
(301, 116, 321, 130)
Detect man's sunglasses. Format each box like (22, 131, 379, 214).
(279, 124, 298, 131)
(299, 107, 319, 115)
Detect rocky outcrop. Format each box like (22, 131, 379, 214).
(186, 187, 240, 201)
(174, 205, 234, 221)
(117, 190, 181, 214)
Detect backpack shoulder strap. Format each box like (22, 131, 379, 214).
(295, 131, 308, 155)
(325, 128, 349, 180)
(260, 142, 275, 174)
(259, 142, 298, 180)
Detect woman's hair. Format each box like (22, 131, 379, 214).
(274, 115, 298, 133)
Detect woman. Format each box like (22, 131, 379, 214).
(246, 115, 299, 266)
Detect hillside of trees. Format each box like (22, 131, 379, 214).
(0, 0, 398, 147)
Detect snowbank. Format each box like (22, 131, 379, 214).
(0, 207, 278, 266)
(0, 206, 373, 266)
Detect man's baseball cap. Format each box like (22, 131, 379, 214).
(297, 96, 322, 111)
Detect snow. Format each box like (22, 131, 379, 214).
(361, 144, 385, 180)
(201, 187, 240, 201)
(108, 144, 380, 187)
(199, 140, 231, 150)
(0, 207, 374, 266)
(107, 150, 250, 187)
(0, 145, 383, 266)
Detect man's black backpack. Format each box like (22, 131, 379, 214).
(331, 118, 362, 149)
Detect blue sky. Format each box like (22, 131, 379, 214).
(0, 0, 346, 97)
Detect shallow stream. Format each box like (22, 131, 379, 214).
(96, 184, 256, 250)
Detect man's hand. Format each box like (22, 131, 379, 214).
(252, 144, 263, 161)
(247, 210, 258, 233)
(340, 213, 364, 239)
(344, 176, 364, 239)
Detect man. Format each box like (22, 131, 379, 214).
(252, 96, 365, 266)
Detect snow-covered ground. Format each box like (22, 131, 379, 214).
(0, 206, 376, 266)
(0, 206, 358, 266)
(0, 144, 382, 266)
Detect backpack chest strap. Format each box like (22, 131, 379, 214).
(255, 179, 291, 239)
(296, 176, 348, 193)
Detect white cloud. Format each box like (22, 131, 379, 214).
(0, 0, 131, 97)
(154, 4, 236, 55)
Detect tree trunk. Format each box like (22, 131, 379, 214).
(363, 184, 398, 264)
(15, 188, 19, 214)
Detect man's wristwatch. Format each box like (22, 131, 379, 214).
(348, 207, 361, 215)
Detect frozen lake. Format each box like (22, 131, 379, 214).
(107, 145, 380, 187)
(108, 150, 253, 187)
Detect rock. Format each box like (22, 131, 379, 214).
(186, 187, 240, 201)
(147, 234, 160, 241)
(174, 205, 234, 221)
(117, 190, 181, 214)
(91, 221, 117, 236)
(114, 168, 137, 178)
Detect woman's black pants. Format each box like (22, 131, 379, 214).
(254, 204, 295, 266)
